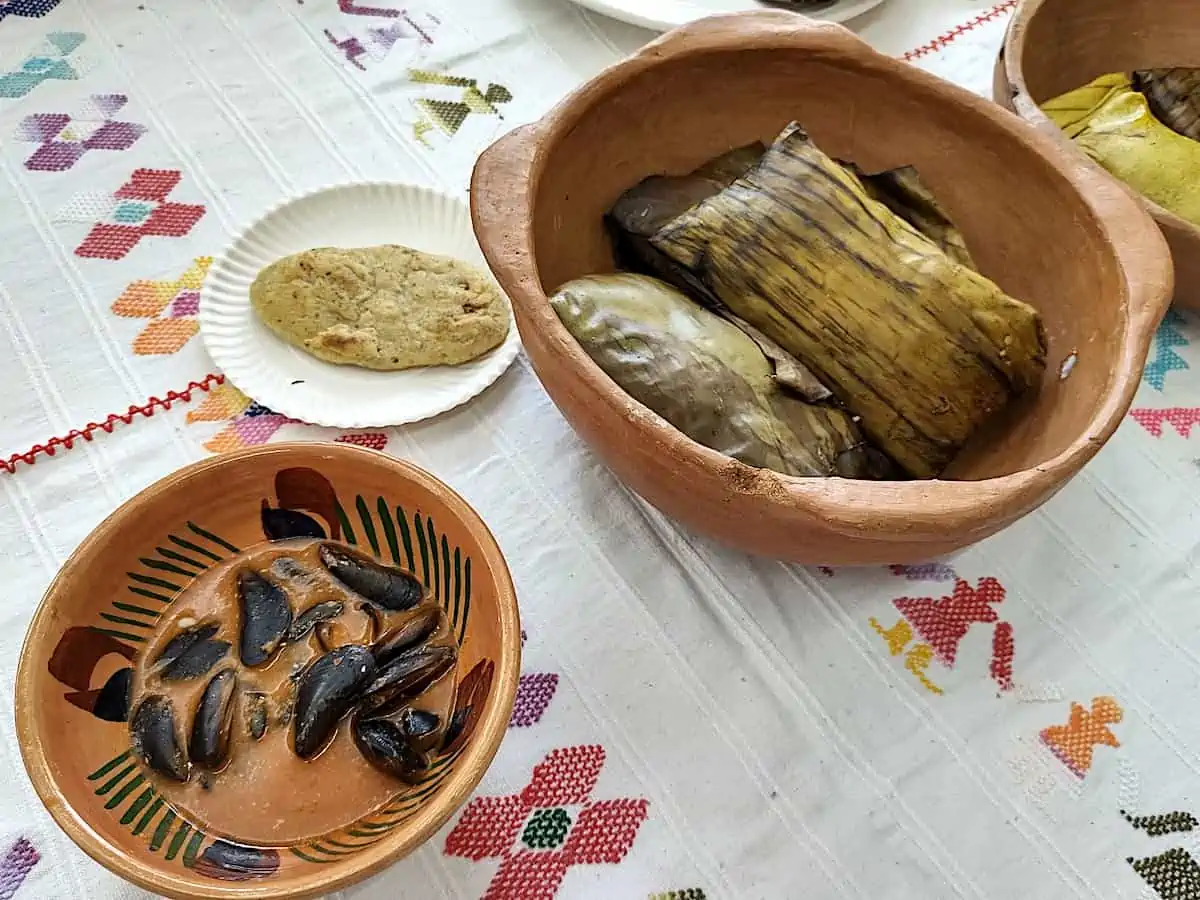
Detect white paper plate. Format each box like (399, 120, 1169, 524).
(571, 0, 887, 31)
(200, 183, 521, 428)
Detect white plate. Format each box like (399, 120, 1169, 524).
(571, 0, 887, 31)
(200, 183, 521, 428)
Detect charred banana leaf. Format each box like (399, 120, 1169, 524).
(855, 164, 976, 269)
(1135, 68, 1200, 142)
(551, 273, 894, 479)
(646, 124, 1046, 478)
(607, 143, 831, 401)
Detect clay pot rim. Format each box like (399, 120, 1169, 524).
(1000, 0, 1200, 238)
(14, 442, 522, 900)
(470, 10, 1172, 540)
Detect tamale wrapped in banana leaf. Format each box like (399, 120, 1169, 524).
(608, 142, 834, 402)
(550, 273, 894, 479)
(642, 123, 1046, 479)
(1134, 68, 1200, 142)
(854, 164, 976, 269)
(1044, 73, 1200, 226)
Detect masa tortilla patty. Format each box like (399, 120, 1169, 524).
(250, 244, 510, 370)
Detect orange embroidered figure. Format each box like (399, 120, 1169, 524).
(111, 256, 211, 355)
(1040, 696, 1123, 778)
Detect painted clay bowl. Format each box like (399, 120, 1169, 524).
(15, 443, 520, 899)
(470, 10, 1173, 565)
(997, 0, 1200, 309)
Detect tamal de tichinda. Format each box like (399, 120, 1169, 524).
(609, 122, 1046, 479)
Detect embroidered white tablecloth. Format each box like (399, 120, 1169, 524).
(4, 1, 1199, 899)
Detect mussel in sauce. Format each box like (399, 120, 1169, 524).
(190, 669, 238, 769)
(359, 645, 456, 713)
(372, 605, 443, 666)
(318, 543, 424, 611)
(289, 600, 345, 642)
(130, 694, 189, 782)
(237, 570, 292, 668)
(351, 715, 431, 784)
(155, 622, 230, 682)
(293, 644, 376, 759)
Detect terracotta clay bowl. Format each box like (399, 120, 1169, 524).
(15, 443, 520, 899)
(470, 10, 1173, 565)
(997, 0, 1200, 309)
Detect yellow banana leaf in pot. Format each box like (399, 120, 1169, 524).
(646, 123, 1047, 479)
(1044, 73, 1200, 226)
(549, 273, 896, 480)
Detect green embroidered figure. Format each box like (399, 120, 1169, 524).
(407, 69, 513, 146)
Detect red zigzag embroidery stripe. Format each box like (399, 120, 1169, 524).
(901, 0, 1017, 62)
(1129, 408, 1200, 438)
(1, 374, 224, 474)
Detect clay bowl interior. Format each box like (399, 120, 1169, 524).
(471, 11, 1171, 564)
(997, 0, 1200, 309)
(15, 443, 520, 900)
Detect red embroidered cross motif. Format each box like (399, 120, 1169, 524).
(445, 745, 648, 900)
(894, 577, 1004, 666)
(54, 168, 205, 261)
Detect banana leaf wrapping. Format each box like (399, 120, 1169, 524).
(1044, 73, 1200, 226)
(1134, 68, 1200, 142)
(550, 273, 894, 479)
(636, 123, 1045, 478)
(854, 164, 976, 269)
(606, 144, 837, 401)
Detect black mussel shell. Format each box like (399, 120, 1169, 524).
(190, 669, 238, 769)
(293, 644, 376, 759)
(289, 600, 345, 642)
(371, 605, 443, 666)
(130, 694, 188, 782)
(352, 716, 430, 783)
(155, 623, 230, 682)
(237, 570, 293, 668)
(369, 705, 441, 753)
(398, 707, 440, 739)
(261, 502, 326, 541)
(93, 667, 134, 722)
(193, 841, 280, 882)
(318, 543, 424, 611)
(245, 691, 269, 741)
(360, 645, 456, 713)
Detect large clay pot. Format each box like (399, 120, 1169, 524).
(472, 10, 1172, 564)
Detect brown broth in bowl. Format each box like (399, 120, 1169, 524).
(127, 538, 458, 845)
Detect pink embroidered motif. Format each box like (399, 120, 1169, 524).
(1130, 408, 1200, 439)
(334, 432, 388, 451)
(15, 93, 144, 171)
